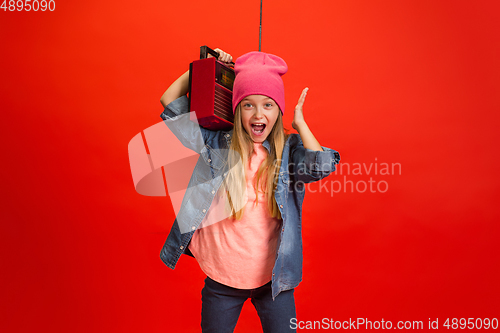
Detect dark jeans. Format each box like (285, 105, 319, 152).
(201, 276, 296, 333)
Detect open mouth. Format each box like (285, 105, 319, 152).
(251, 123, 266, 135)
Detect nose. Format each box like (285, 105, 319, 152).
(254, 106, 264, 119)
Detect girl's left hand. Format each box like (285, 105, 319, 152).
(210, 48, 233, 64)
(292, 87, 309, 131)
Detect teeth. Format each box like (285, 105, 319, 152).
(251, 123, 265, 134)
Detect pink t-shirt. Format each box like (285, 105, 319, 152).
(188, 142, 282, 289)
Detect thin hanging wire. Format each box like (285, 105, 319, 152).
(259, 0, 263, 51)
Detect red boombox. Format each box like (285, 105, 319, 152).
(188, 46, 235, 130)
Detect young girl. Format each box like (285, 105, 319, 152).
(159, 49, 340, 332)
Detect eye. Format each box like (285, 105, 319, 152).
(265, 102, 274, 108)
(242, 103, 253, 109)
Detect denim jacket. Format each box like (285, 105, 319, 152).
(159, 95, 340, 299)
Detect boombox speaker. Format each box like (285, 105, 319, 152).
(188, 46, 235, 130)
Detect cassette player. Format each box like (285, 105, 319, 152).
(188, 46, 235, 130)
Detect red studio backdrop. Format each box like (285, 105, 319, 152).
(1, 1, 499, 332)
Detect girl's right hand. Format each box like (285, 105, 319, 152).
(209, 48, 233, 63)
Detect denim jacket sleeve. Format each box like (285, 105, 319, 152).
(290, 135, 341, 183)
(160, 95, 219, 153)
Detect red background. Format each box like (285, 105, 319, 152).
(1, 1, 499, 332)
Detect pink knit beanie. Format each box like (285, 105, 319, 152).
(232, 51, 288, 114)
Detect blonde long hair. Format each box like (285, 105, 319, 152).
(223, 104, 289, 220)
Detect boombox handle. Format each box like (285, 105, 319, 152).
(200, 46, 235, 66)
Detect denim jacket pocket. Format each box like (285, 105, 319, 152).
(278, 171, 291, 200)
(194, 144, 225, 184)
(280, 171, 291, 184)
(200, 144, 225, 170)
